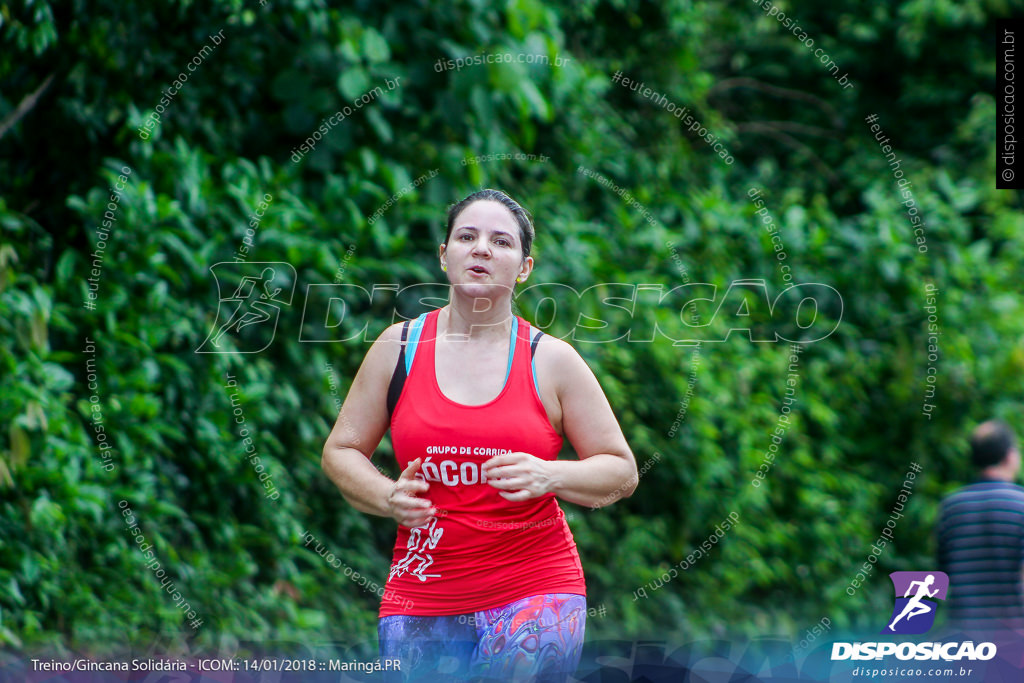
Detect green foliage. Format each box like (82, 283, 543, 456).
(0, 0, 1021, 656)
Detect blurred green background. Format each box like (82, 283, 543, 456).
(1, 0, 1021, 660)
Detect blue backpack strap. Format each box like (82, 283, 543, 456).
(405, 313, 427, 374)
(501, 317, 519, 387)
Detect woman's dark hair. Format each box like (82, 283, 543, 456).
(445, 189, 535, 259)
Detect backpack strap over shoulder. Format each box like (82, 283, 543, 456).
(386, 320, 411, 419)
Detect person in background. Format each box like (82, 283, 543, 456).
(937, 419, 1024, 632)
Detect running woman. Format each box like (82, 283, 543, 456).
(322, 189, 637, 682)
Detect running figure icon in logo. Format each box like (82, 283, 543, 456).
(882, 571, 949, 635)
(197, 262, 295, 353)
(389, 517, 444, 583)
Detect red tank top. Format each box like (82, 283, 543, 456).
(380, 308, 586, 616)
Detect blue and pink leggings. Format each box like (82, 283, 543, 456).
(378, 593, 586, 682)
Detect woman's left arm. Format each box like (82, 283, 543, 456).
(482, 339, 638, 507)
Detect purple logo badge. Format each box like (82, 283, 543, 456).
(882, 571, 949, 635)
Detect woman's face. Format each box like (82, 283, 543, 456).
(440, 200, 532, 296)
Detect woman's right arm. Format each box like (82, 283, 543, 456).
(321, 323, 436, 528)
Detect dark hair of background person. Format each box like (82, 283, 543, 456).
(970, 420, 1017, 469)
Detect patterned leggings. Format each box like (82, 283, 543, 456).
(378, 593, 586, 682)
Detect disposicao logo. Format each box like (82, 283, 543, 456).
(883, 571, 948, 635)
(831, 571, 997, 662)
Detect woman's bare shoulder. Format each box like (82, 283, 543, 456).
(531, 331, 590, 382)
(360, 320, 409, 377)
